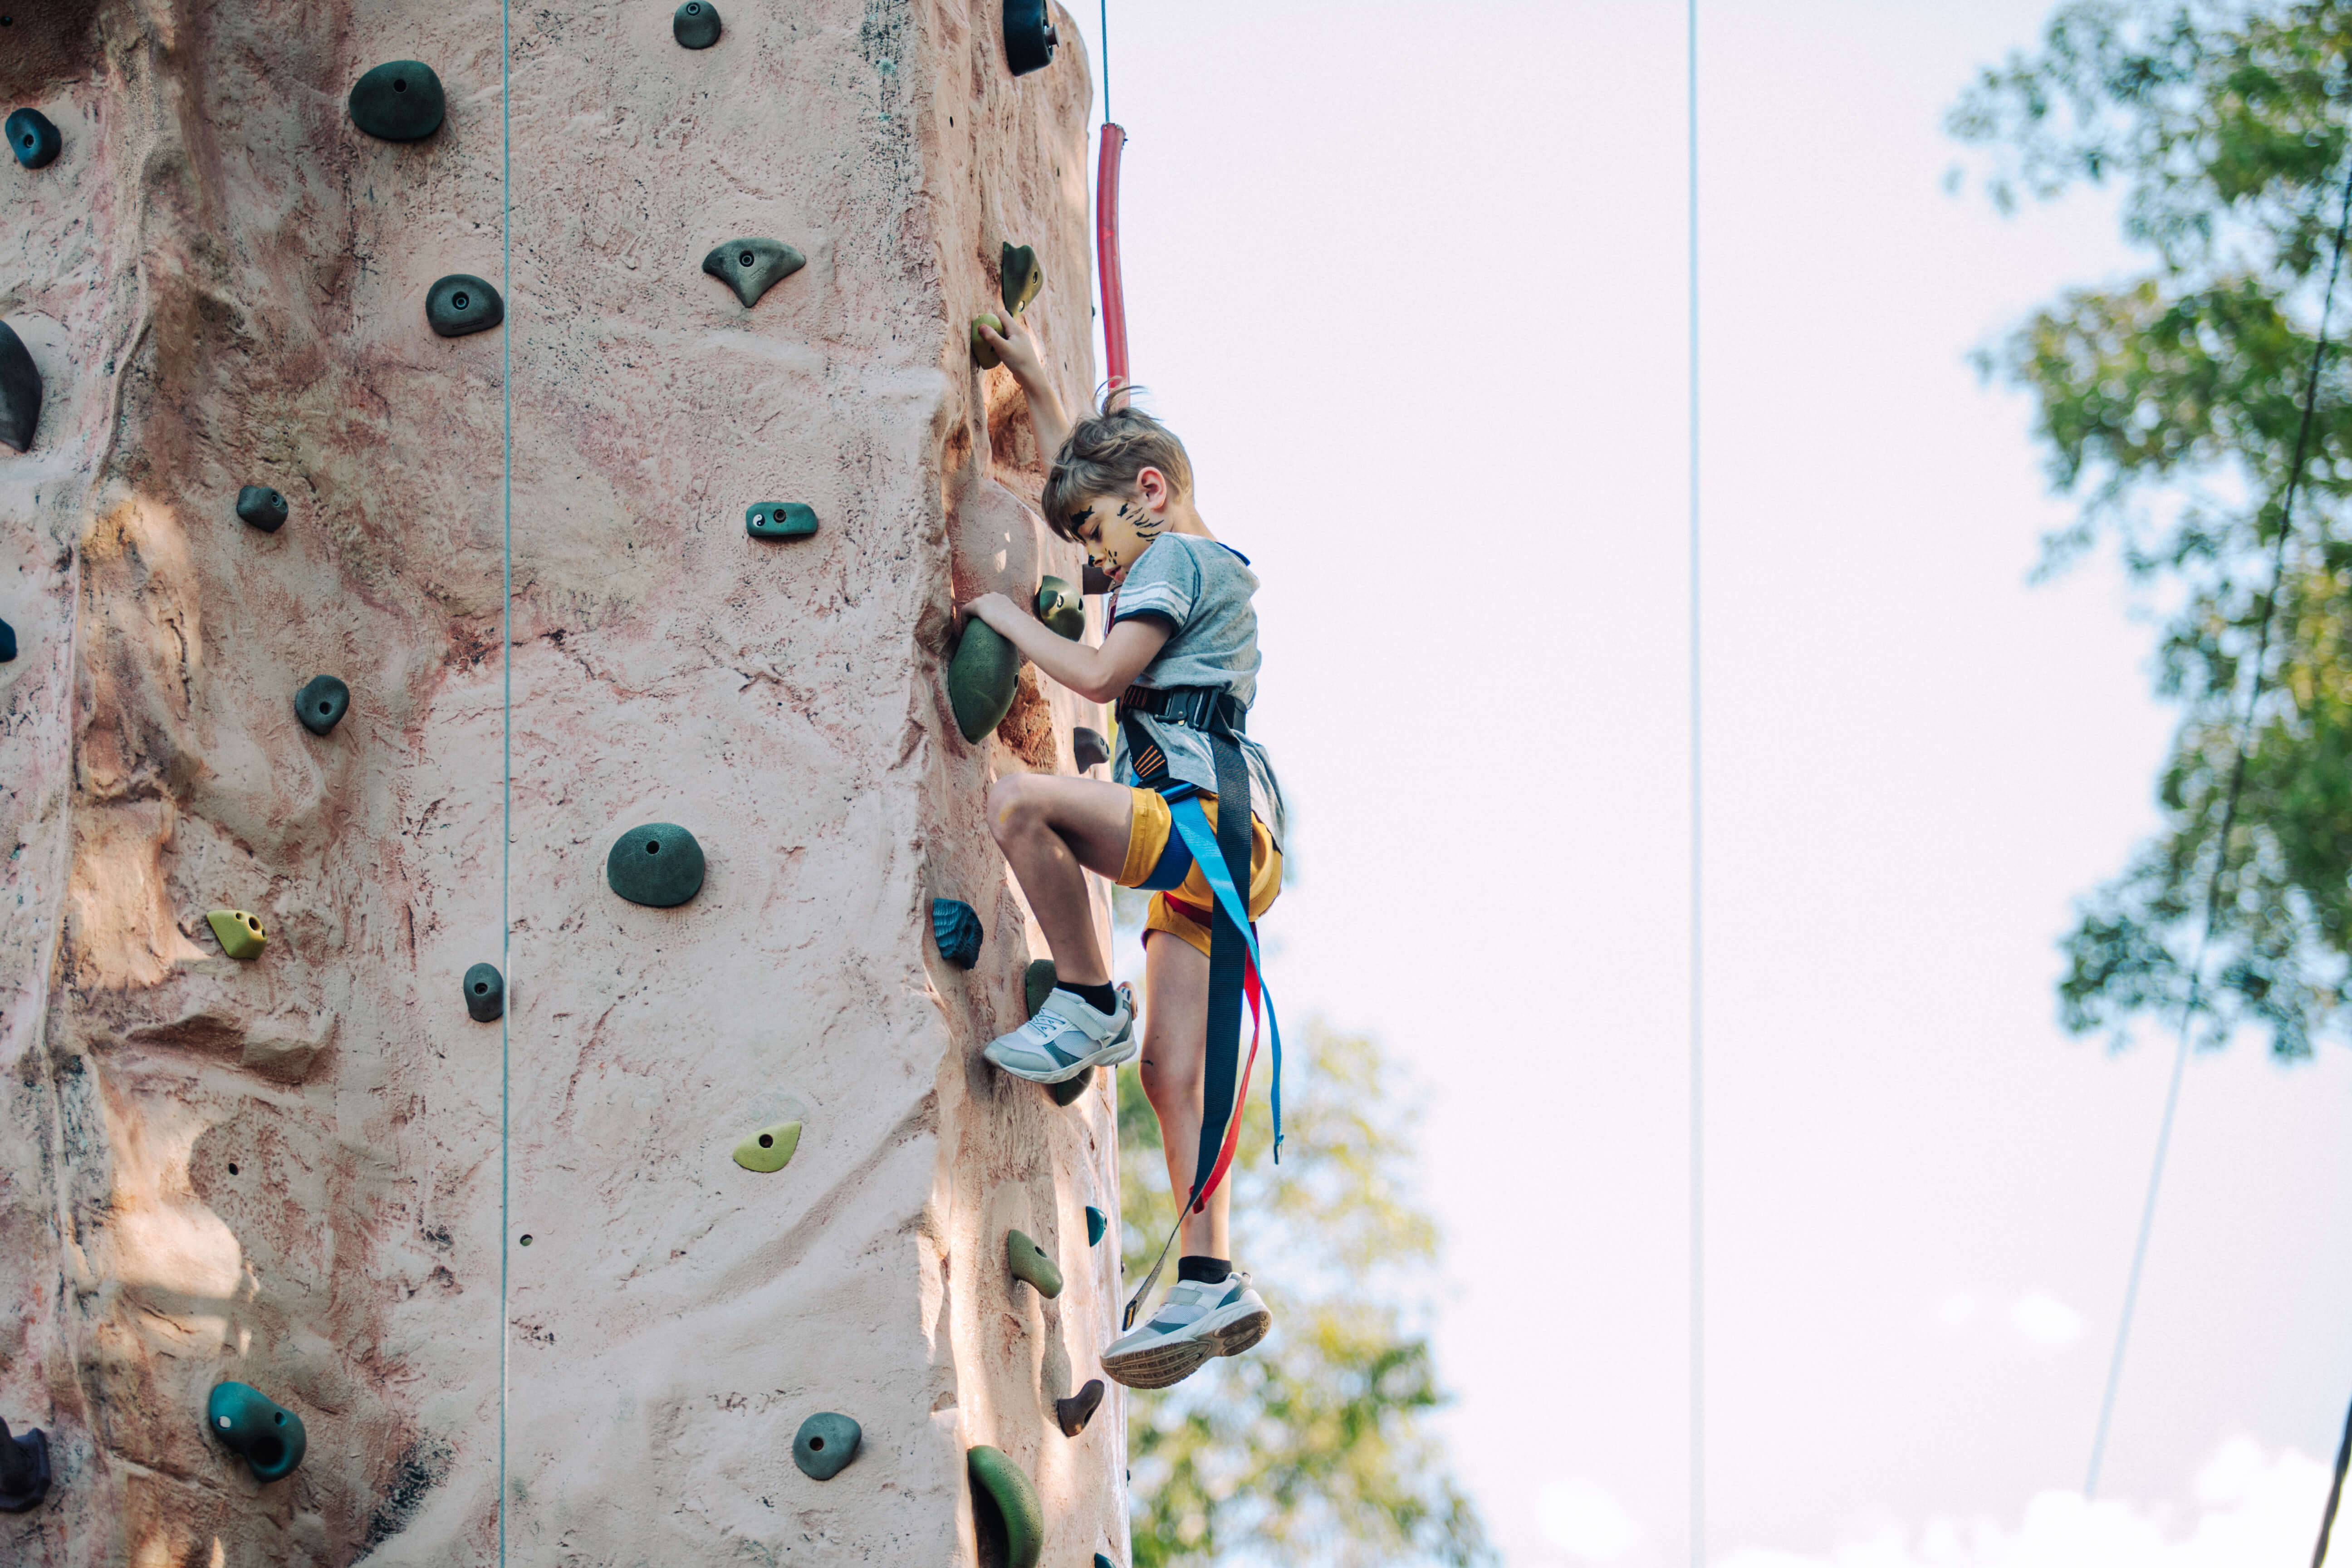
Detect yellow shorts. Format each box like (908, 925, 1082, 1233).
(1117, 788, 1282, 959)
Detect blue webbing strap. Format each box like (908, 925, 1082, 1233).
(1169, 795, 1282, 1168)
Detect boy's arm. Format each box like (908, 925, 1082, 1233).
(975, 314, 1071, 461)
(965, 593, 1168, 704)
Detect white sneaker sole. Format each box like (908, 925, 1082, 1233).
(1101, 1296, 1272, 1390)
(985, 1024, 1134, 1085)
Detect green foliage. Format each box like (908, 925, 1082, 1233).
(1116, 1022, 1490, 1567)
(1952, 0, 2352, 1055)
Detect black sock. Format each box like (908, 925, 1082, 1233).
(1176, 1255, 1231, 1284)
(1064, 980, 1118, 1014)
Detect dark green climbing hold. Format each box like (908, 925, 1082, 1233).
(0, 1417, 50, 1512)
(1056, 1378, 1103, 1437)
(347, 62, 446, 142)
(0, 321, 40, 454)
(673, 0, 721, 47)
(606, 823, 706, 908)
(1002, 0, 1058, 76)
(970, 312, 1005, 370)
(1023, 958, 1057, 1019)
(1006, 1228, 1063, 1298)
(426, 274, 503, 337)
(967, 1445, 1044, 1568)
(1072, 726, 1109, 771)
(702, 237, 805, 309)
(1034, 575, 1083, 640)
(792, 1411, 861, 1480)
(932, 898, 982, 968)
(1047, 1069, 1092, 1107)
(206, 1382, 305, 1483)
(6, 109, 60, 170)
(294, 675, 349, 737)
(1001, 243, 1042, 317)
(746, 502, 818, 539)
(948, 620, 1019, 742)
(463, 962, 504, 1022)
(0, 619, 15, 663)
(1085, 1205, 1107, 1246)
(236, 485, 288, 533)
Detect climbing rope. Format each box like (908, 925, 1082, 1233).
(2083, 150, 2352, 1500)
(1686, 3, 1703, 1563)
(2315, 1390, 2352, 1568)
(498, 5, 514, 1563)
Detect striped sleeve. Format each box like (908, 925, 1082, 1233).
(1109, 538, 1197, 630)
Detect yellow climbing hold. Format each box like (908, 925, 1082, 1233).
(206, 910, 266, 960)
(732, 1121, 802, 1173)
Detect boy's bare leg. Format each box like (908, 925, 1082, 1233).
(1137, 930, 1233, 1259)
(984, 774, 1135, 985)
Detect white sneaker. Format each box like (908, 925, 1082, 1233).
(983, 988, 1136, 1084)
(1100, 1274, 1271, 1390)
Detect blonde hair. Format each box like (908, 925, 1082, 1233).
(1040, 388, 1193, 540)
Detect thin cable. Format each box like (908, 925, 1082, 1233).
(2083, 153, 2352, 1500)
(1099, 0, 1110, 126)
(2314, 1389, 2352, 1568)
(1686, 0, 1704, 1563)
(498, 0, 513, 1562)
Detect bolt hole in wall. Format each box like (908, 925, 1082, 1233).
(226, 1163, 238, 1175)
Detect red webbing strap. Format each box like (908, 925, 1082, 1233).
(1191, 955, 1262, 1211)
(1095, 123, 1130, 392)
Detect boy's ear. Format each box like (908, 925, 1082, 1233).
(1135, 466, 1171, 509)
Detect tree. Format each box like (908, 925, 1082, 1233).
(1952, 0, 2352, 1057)
(1115, 1020, 1491, 1568)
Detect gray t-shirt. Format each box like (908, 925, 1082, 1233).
(1108, 534, 1288, 847)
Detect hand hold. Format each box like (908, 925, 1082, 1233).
(702, 237, 805, 309)
(347, 62, 446, 142)
(236, 485, 289, 533)
(1055, 1379, 1103, 1437)
(792, 1411, 861, 1480)
(606, 823, 706, 907)
(1023, 958, 1057, 1018)
(1034, 575, 1083, 639)
(1097, 1557, 1120, 1568)
(206, 910, 267, 960)
(970, 312, 1004, 369)
(206, 1382, 305, 1483)
(463, 963, 504, 1022)
(1000, 243, 1042, 317)
(6, 109, 60, 170)
(947, 620, 1019, 742)
(0, 321, 41, 454)
(731, 1120, 801, 1173)
(0, 1418, 51, 1513)
(1085, 1205, 1107, 1246)
(1072, 726, 1109, 771)
(931, 898, 982, 968)
(1047, 1068, 1092, 1107)
(295, 675, 350, 736)
(673, 0, 722, 47)
(1002, 0, 1058, 76)
(746, 502, 818, 539)
(426, 274, 504, 337)
(1005, 1228, 1063, 1298)
(0, 619, 15, 663)
(967, 1446, 1044, 1568)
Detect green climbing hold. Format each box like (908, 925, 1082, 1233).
(1072, 726, 1110, 771)
(1002, 0, 1058, 76)
(348, 62, 446, 142)
(606, 823, 706, 907)
(1023, 958, 1057, 1018)
(967, 1445, 1044, 1568)
(463, 962, 504, 1022)
(948, 619, 1019, 742)
(7, 109, 60, 171)
(702, 237, 806, 309)
(792, 1411, 861, 1480)
(0, 321, 40, 454)
(673, 0, 722, 47)
(426, 274, 503, 337)
(970, 312, 1005, 370)
(1056, 1378, 1103, 1437)
(295, 675, 349, 736)
(1085, 1205, 1107, 1246)
(207, 910, 267, 960)
(205, 1382, 305, 1482)
(1034, 575, 1083, 640)
(731, 1120, 801, 1173)
(236, 485, 288, 533)
(1001, 243, 1043, 317)
(746, 502, 818, 539)
(1047, 1069, 1092, 1107)
(1006, 1229, 1063, 1298)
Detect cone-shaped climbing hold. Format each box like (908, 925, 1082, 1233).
(932, 898, 983, 969)
(967, 1445, 1045, 1568)
(731, 1120, 801, 1173)
(426, 274, 503, 337)
(1055, 1379, 1104, 1438)
(1034, 576, 1083, 640)
(236, 485, 289, 533)
(1047, 1068, 1093, 1107)
(206, 1382, 306, 1483)
(792, 1411, 861, 1479)
(1001, 244, 1043, 318)
(673, 0, 722, 47)
(1085, 1205, 1107, 1246)
(1023, 958, 1057, 1019)
(606, 823, 706, 907)
(347, 62, 446, 141)
(746, 502, 818, 539)
(1002, 0, 1058, 75)
(0, 321, 40, 454)
(702, 237, 805, 309)
(295, 675, 349, 737)
(1072, 726, 1110, 771)
(1006, 1228, 1063, 1298)
(463, 962, 505, 1022)
(0, 1418, 50, 1513)
(970, 312, 1004, 370)
(6, 109, 60, 170)
(948, 620, 1019, 742)
(207, 910, 267, 960)
(0, 619, 15, 663)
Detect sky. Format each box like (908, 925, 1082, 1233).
(1074, 2, 2352, 1566)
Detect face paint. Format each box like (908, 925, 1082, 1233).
(1072, 492, 1159, 581)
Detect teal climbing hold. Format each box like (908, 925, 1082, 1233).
(1056, 1378, 1103, 1437)
(1085, 1205, 1107, 1246)
(0, 619, 15, 663)
(932, 899, 982, 968)
(673, 0, 722, 47)
(1034, 576, 1083, 639)
(236, 485, 288, 533)
(1072, 726, 1109, 771)
(1023, 958, 1057, 1019)
(294, 675, 349, 736)
(1001, 243, 1043, 317)
(1096, 1557, 1119, 1568)
(746, 502, 818, 539)
(426, 274, 503, 337)
(0, 321, 40, 454)
(1002, 0, 1057, 76)
(606, 823, 706, 907)
(7, 109, 60, 170)
(967, 1446, 1044, 1568)
(1006, 1228, 1063, 1298)
(703, 237, 805, 309)
(947, 620, 1019, 742)
(348, 62, 446, 142)
(206, 1382, 306, 1482)
(463, 963, 504, 1022)
(792, 1412, 861, 1480)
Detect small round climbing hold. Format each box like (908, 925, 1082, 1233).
(1085, 1205, 1107, 1247)
(1056, 1378, 1103, 1437)
(1023, 958, 1057, 1019)
(1005, 1228, 1063, 1298)
(1002, 0, 1057, 76)
(1001, 243, 1043, 318)
(932, 898, 982, 969)
(746, 502, 818, 539)
(701, 237, 806, 309)
(606, 823, 706, 907)
(348, 62, 446, 142)
(426, 274, 504, 337)
(967, 1445, 1044, 1568)
(0, 320, 41, 454)
(970, 312, 1005, 370)
(731, 1120, 801, 1173)
(205, 1382, 306, 1483)
(1034, 575, 1083, 640)
(792, 1411, 861, 1480)
(463, 962, 504, 1022)
(673, 0, 722, 48)
(0, 1418, 51, 1513)
(236, 485, 289, 533)
(206, 910, 266, 960)
(294, 675, 350, 737)
(947, 620, 1019, 742)
(1072, 726, 1110, 771)
(6, 108, 59, 170)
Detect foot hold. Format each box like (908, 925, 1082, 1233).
(206, 910, 266, 960)
(0, 1419, 50, 1512)
(966, 1445, 1044, 1568)
(792, 1411, 860, 1479)
(463, 963, 504, 1022)
(607, 823, 706, 907)
(206, 1382, 305, 1482)
(1056, 1379, 1104, 1437)
(933, 898, 983, 969)
(673, 0, 722, 48)
(732, 1121, 801, 1173)
(703, 238, 806, 309)
(1006, 1228, 1063, 1298)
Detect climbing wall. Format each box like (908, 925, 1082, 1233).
(0, 0, 1122, 1563)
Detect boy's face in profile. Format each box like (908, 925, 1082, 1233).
(1066, 475, 1171, 582)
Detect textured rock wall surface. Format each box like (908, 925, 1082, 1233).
(0, 1, 1121, 1562)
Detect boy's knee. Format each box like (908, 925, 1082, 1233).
(985, 775, 1041, 843)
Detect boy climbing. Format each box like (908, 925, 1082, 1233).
(962, 313, 1286, 1391)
